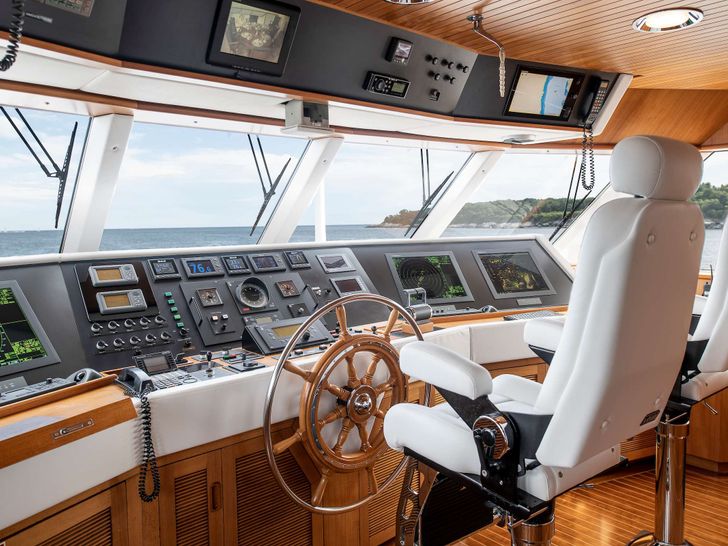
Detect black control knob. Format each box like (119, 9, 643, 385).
(426, 55, 439, 65)
(90, 323, 102, 334)
(129, 336, 141, 346)
(429, 71, 441, 81)
(457, 63, 470, 73)
(294, 349, 304, 356)
(124, 319, 135, 329)
(302, 331, 311, 342)
(145, 333, 157, 343)
(371, 325, 378, 334)
(108, 321, 119, 331)
(179, 328, 189, 337)
(160, 331, 171, 341)
(154, 315, 166, 325)
(429, 89, 441, 102)
(113, 338, 125, 348)
(95, 340, 109, 351)
(139, 317, 151, 326)
(445, 75, 457, 85)
(443, 60, 454, 69)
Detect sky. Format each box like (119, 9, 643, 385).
(1, 107, 726, 232)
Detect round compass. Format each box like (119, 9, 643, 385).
(236, 280, 269, 309)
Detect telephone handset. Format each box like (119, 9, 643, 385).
(579, 78, 610, 129)
(117, 366, 154, 395)
(116, 366, 159, 502)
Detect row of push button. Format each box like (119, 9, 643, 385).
(164, 292, 186, 330)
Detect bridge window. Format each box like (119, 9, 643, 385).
(0, 106, 89, 258)
(100, 122, 308, 250)
(443, 150, 611, 242)
(294, 142, 471, 242)
(698, 150, 728, 271)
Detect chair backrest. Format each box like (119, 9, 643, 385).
(534, 136, 704, 468)
(691, 219, 728, 373)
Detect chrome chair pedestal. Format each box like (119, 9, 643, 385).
(510, 508, 556, 546)
(628, 416, 693, 546)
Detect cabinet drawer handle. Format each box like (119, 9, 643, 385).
(211, 482, 222, 512)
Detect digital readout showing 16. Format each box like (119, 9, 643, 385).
(189, 261, 215, 274)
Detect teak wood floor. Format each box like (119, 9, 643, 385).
(443, 467, 728, 545)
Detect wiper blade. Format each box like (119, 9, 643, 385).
(249, 157, 291, 236)
(55, 122, 78, 228)
(405, 171, 454, 238)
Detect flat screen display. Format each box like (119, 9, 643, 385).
(272, 324, 301, 338)
(208, 0, 300, 76)
(285, 250, 309, 267)
(142, 354, 173, 375)
(251, 255, 278, 269)
(97, 268, 123, 281)
(101, 293, 132, 309)
(318, 254, 354, 273)
(505, 67, 583, 120)
(333, 277, 364, 295)
(387, 253, 473, 304)
(477, 252, 553, 297)
(0, 283, 58, 375)
(187, 260, 216, 275)
(151, 260, 178, 276)
(223, 256, 249, 273)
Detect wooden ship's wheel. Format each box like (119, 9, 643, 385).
(263, 293, 426, 514)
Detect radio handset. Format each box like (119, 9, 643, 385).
(116, 366, 159, 503)
(580, 78, 610, 129)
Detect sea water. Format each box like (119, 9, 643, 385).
(0, 226, 722, 271)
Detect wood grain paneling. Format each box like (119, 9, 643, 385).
(451, 468, 728, 545)
(703, 122, 728, 148)
(312, 0, 728, 90)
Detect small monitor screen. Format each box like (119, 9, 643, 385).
(142, 354, 173, 375)
(507, 69, 576, 118)
(220, 0, 291, 64)
(102, 293, 131, 309)
(0, 287, 48, 368)
(152, 260, 178, 276)
(224, 256, 249, 272)
(285, 250, 308, 266)
(252, 255, 278, 269)
(272, 324, 301, 338)
(478, 252, 552, 296)
(318, 254, 353, 273)
(187, 260, 215, 275)
(97, 268, 123, 281)
(389, 253, 472, 303)
(333, 278, 363, 295)
(391, 81, 407, 94)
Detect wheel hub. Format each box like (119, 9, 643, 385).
(348, 385, 377, 423)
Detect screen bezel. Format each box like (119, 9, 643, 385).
(317, 253, 355, 274)
(0, 280, 60, 377)
(208, 0, 301, 77)
(386, 251, 474, 305)
(474, 250, 556, 300)
(331, 276, 367, 297)
(503, 65, 585, 121)
(222, 255, 251, 275)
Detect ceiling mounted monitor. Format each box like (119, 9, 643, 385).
(504, 66, 585, 121)
(208, 0, 300, 77)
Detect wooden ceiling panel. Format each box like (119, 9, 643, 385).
(312, 0, 728, 89)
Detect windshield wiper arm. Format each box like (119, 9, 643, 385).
(249, 156, 292, 236)
(1, 106, 78, 228)
(405, 171, 454, 238)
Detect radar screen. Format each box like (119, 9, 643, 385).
(0, 281, 59, 375)
(387, 252, 473, 304)
(477, 252, 554, 299)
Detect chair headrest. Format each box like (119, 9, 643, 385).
(610, 135, 703, 201)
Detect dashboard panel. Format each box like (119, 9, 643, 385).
(0, 237, 571, 384)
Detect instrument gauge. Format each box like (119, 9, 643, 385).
(237, 281, 269, 309)
(276, 280, 300, 298)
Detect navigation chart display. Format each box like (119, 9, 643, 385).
(477, 252, 555, 299)
(0, 281, 59, 375)
(505, 67, 583, 120)
(387, 252, 473, 304)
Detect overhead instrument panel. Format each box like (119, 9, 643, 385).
(0, 281, 60, 377)
(386, 252, 473, 304)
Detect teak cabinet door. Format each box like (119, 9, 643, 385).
(159, 451, 223, 546)
(2, 483, 128, 546)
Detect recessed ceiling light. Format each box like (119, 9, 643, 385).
(385, 0, 433, 4)
(632, 8, 704, 33)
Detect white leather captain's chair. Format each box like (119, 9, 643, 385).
(384, 136, 704, 546)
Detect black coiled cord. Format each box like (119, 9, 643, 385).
(580, 125, 596, 191)
(1, 0, 25, 72)
(137, 386, 161, 502)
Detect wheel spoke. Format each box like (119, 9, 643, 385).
(366, 465, 378, 495)
(324, 381, 350, 401)
(362, 353, 382, 385)
(312, 469, 330, 506)
(374, 381, 393, 396)
(273, 428, 303, 455)
(334, 418, 353, 455)
(336, 305, 349, 338)
(283, 360, 312, 382)
(356, 422, 371, 452)
(346, 353, 360, 388)
(371, 392, 393, 439)
(318, 406, 345, 428)
(383, 308, 400, 339)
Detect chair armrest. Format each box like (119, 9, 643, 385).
(400, 342, 492, 400)
(693, 295, 708, 316)
(523, 315, 567, 353)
